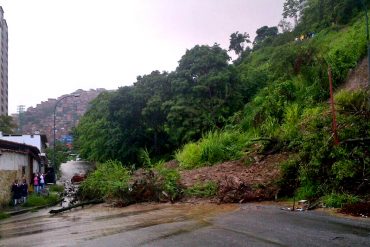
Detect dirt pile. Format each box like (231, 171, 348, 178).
(339, 202, 370, 217)
(180, 152, 290, 203)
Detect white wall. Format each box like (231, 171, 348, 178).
(0, 152, 28, 171)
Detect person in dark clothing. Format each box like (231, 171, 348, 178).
(11, 179, 21, 206)
(20, 179, 28, 203)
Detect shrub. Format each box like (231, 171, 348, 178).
(48, 184, 64, 193)
(335, 89, 369, 113)
(176, 130, 248, 169)
(0, 212, 10, 220)
(79, 160, 131, 200)
(322, 193, 360, 208)
(175, 143, 202, 169)
(23, 193, 59, 208)
(295, 183, 319, 200)
(154, 162, 182, 201)
(185, 181, 218, 198)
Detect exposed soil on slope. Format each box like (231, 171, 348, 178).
(179, 152, 290, 203)
(341, 56, 369, 91)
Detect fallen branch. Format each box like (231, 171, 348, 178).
(49, 199, 104, 214)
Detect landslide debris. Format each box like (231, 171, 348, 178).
(179, 152, 290, 203)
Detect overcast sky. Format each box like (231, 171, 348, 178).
(0, 0, 285, 114)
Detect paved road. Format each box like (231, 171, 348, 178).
(1, 202, 369, 247)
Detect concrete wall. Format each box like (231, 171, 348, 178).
(0, 152, 40, 207)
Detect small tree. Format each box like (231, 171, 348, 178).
(228, 31, 251, 56)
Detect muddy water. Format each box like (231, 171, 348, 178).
(0, 202, 238, 247)
(1, 161, 238, 246)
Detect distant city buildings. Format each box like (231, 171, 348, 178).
(18, 89, 107, 144)
(0, 7, 7, 116)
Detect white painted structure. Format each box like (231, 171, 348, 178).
(0, 140, 41, 206)
(0, 133, 47, 153)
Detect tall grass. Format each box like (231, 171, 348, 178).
(23, 193, 59, 208)
(176, 130, 249, 169)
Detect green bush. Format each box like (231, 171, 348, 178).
(0, 211, 10, 220)
(335, 89, 369, 113)
(154, 162, 182, 201)
(324, 20, 367, 83)
(80, 160, 131, 200)
(322, 193, 360, 208)
(175, 143, 202, 170)
(23, 193, 59, 208)
(176, 130, 248, 169)
(48, 184, 64, 193)
(185, 181, 218, 198)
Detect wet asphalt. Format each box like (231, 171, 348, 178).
(0, 202, 369, 247)
(1, 161, 369, 246)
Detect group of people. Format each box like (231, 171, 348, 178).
(11, 172, 46, 206)
(11, 179, 28, 206)
(33, 172, 45, 194)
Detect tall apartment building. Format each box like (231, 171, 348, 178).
(0, 7, 8, 115)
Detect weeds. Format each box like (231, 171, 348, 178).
(322, 193, 360, 208)
(185, 181, 218, 198)
(23, 193, 59, 208)
(80, 160, 131, 200)
(48, 184, 64, 193)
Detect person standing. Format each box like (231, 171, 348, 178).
(39, 173, 45, 190)
(20, 179, 28, 203)
(33, 173, 39, 194)
(11, 179, 21, 206)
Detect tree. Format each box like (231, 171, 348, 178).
(253, 26, 278, 48)
(74, 92, 118, 163)
(46, 141, 69, 173)
(228, 32, 251, 56)
(282, 0, 305, 26)
(165, 44, 244, 144)
(0, 115, 17, 134)
(278, 19, 293, 33)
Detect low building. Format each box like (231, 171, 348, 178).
(0, 140, 42, 207)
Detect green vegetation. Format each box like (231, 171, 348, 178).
(322, 193, 360, 208)
(23, 193, 59, 208)
(0, 115, 17, 134)
(153, 162, 182, 201)
(46, 141, 70, 174)
(79, 160, 131, 200)
(176, 131, 250, 169)
(74, 0, 370, 204)
(48, 184, 65, 193)
(185, 181, 218, 198)
(0, 211, 10, 220)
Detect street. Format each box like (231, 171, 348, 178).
(1, 202, 369, 247)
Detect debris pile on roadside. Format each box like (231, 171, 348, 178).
(339, 202, 370, 217)
(180, 153, 290, 203)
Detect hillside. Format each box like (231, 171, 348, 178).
(14, 88, 106, 144)
(77, 1, 369, 210)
